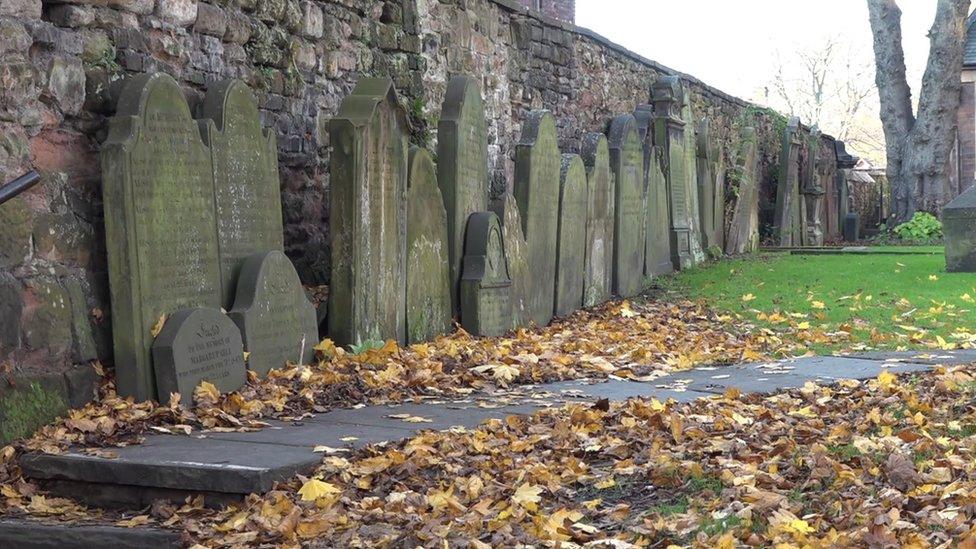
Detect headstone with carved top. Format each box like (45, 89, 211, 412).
(460, 211, 512, 336)
(607, 113, 645, 296)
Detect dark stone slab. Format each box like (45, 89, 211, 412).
(0, 518, 181, 549)
(20, 435, 320, 495)
(206, 419, 415, 448)
(607, 113, 645, 296)
(101, 72, 222, 401)
(199, 79, 284, 309)
(554, 154, 586, 317)
(788, 355, 931, 379)
(944, 185, 976, 272)
(581, 133, 614, 306)
(460, 211, 512, 336)
(228, 251, 317, 376)
(151, 308, 246, 406)
(405, 147, 452, 343)
(541, 379, 712, 403)
(652, 77, 692, 270)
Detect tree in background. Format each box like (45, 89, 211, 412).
(868, 0, 970, 223)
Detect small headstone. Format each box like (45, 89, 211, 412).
(514, 110, 561, 326)
(101, 73, 222, 401)
(725, 127, 760, 254)
(228, 251, 317, 377)
(581, 133, 615, 307)
(437, 75, 489, 314)
(405, 147, 452, 343)
(151, 308, 246, 407)
(773, 117, 802, 246)
(495, 191, 531, 328)
(944, 186, 976, 272)
(554, 154, 586, 317)
(842, 212, 860, 242)
(199, 79, 284, 309)
(329, 78, 409, 345)
(652, 77, 693, 271)
(607, 113, 645, 297)
(636, 105, 672, 276)
(459, 211, 513, 337)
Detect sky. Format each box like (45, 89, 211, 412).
(575, 0, 950, 107)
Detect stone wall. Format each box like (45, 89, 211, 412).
(0, 0, 835, 406)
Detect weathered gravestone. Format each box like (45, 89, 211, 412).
(944, 186, 976, 272)
(725, 126, 760, 255)
(554, 154, 586, 317)
(406, 147, 452, 343)
(495, 191, 531, 328)
(152, 308, 246, 407)
(437, 75, 489, 314)
(228, 251, 317, 376)
(635, 104, 672, 276)
(682, 88, 706, 265)
(460, 211, 513, 336)
(607, 114, 645, 297)
(199, 79, 284, 309)
(801, 126, 826, 246)
(773, 117, 802, 246)
(652, 77, 693, 271)
(329, 78, 409, 345)
(696, 118, 725, 253)
(834, 140, 859, 237)
(581, 133, 614, 307)
(102, 73, 222, 401)
(514, 110, 561, 326)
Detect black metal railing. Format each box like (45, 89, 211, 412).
(0, 171, 40, 206)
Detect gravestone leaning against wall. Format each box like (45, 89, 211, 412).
(102, 73, 222, 401)
(554, 154, 586, 317)
(329, 78, 409, 346)
(652, 77, 693, 270)
(635, 105, 672, 277)
(199, 79, 284, 309)
(437, 75, 489, 315)
(725, 126, 760, 254)
(607, 114, 645, 297)
(460, 211, 513, 336)
(581, 132, 615, 307)
(773, 117, 802, 246)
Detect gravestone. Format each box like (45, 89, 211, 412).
(151, 308, 246, 407)
(228, 251, 317, 376)
(514, 110, 561, 326)
(554, 154, 586, 317)
(101, 73, 222, 401)
(437, 75, 489, 314)
(580, 133, 615, 307)
(944, 186, 976, 272)
(695, 117, 724, 253)
(199, 79, 284, 309)
(682, 89, 706, 265)
(405, 147, 452, 343)
(329, 78, 409, 345)
(843, 212, 860, 242)
(834, 140, 859, 237)
(801, 126, 826, 246)
(635, 105, 672, 277)
(725, 126, 760, 254)
(459, 211, 513, 336)
(773, 117, 802, 246)
(495, 191, 531, 328)
(652, 77, 693, 271)
(607, 114, 645, 297)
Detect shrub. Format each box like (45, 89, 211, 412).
(892, 212, 942, 241)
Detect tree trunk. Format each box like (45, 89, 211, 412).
(867, 0, 969, 224)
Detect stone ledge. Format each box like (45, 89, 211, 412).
(0, 518, 181, 549)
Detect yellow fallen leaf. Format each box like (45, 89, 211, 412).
(811, 300, 825, 309)
(150, 314, 167, 338)
(741, 293, 756, 302)
(298, 478, 341, 503)
(876, 370, 897, 389)
(511, 483, 543, 509)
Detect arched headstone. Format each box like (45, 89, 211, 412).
(514, 110, 561, 326)
(495, 191, 531, 328)
(328, 78, 409, 345)
(554, 154, 586, 317)
(437, 75, 489, 315)
(460, 212, 513, 336)
(102, 73, 222, 400)
(199, 79, 284, 309)
(405, 147, 452, 343)
(581, 133, 615, 307)
(607, 114, 645, 297)
(652, 77, 693, 270)
(635, 105, 672, 276)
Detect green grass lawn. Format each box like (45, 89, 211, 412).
(662, 248, 976, 353)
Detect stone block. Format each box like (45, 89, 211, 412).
(194, 2, 227, 37)
(22, 277, 72, 356)
(46, 55, 86, 116)
(299, 0, 321, 38)
(222, 10, 251, 44)
(64, 277, 98, 363)
(0, 197, 32, 268)
(0, 0, 40, 19)
(110, 0, 154, 16)
(157, 0, 198, 26)
(944, 186, 976, 272)
(0, 273, 23, 351)
(46, 4, 95, 28)
(0, 20, 31, 54)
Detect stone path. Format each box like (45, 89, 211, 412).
(5, 350, 975, 547)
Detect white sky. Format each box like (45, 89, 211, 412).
(575, 0, 952, 105)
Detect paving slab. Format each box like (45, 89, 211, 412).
(840, 350, 976, 366)
(0, 518, 181, 548)
(540, 378, 713, 402)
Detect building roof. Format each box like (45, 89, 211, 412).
(965, 10, 976, 67)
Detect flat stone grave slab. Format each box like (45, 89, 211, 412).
(839, 350, 976, 366)
(0, 518, 181, 549)
(541, 378, 712, 403)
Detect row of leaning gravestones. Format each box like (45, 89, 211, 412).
(99, 71, 760, 404)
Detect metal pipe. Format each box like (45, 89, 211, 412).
(0, 171, 40, 206)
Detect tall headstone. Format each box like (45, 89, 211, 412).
(725, 126, 760, 254)
(405, 147, 452, 343)
(152, 308, 246, 407)
(580, 133, 615, 307)
(329, 78, 409, 345)
(459, 212, 513, 336)
(695, 118, 716, 251)
(554, 154, 586, 317)
(635, 105, 672, 277)
(199, 79, 284, 308)
(944, 186, 976, 272)
(514, 111, 561, 326)
(801, 127, 826, 246)
(495, 191, 531, 328)
(773, 117, 802, 246)
(607, 114, 646, 297)
(102, 73, 222, 401)
(436, 75, 489, 314)
(652, 77, 693, 270)
(682, 89, 706, 264)
(228, 251, 318, 377)
(834, 140, 859, 238)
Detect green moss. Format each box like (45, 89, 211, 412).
(0, 382, 68, 444)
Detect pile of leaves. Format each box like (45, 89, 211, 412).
(21, 298, 794, 452)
